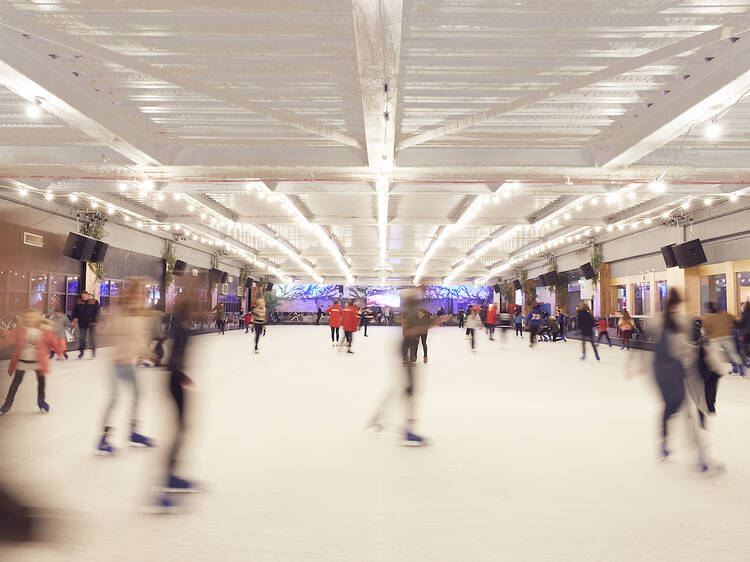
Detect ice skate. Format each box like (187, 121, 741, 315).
(130, 431, 155, 447)
(96, 434, 115, 456)
(37, 398, 50, 413)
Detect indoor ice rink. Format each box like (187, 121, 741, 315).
(3, 1, 750, 560)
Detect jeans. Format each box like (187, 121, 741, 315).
(102, 363, 138, 430)
(714, 335, 743, 367)
(78, 326, 96, 356)
(2, 369, 45, 410)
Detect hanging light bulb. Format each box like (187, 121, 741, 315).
(44, 191, 53, 201)
(26, 102, 41, 119)
(703, 198, 712, 207)
(650, 180, 665, 193)
(157, 192, 165, 201)
(68, 193, 78, 202)
(117, 182, 127, 191)
(730, 193, 739, 202)
(18, 187, 28, 197)
(705, 122, 721, 140)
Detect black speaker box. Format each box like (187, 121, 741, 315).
(173, 260, 187, 276)
(493, 283, 502, 293)
(209, 268, 223, 284)
(88, 240, 109, 263)
(266, 282, 274, 292)
(338, 284, 344, 294)
(245, 277, 254, 289)
(661, 245, 678, 268)
(545, 271, 559, 285)
(537, 274, 548, 286)
(62, 232, 97, 261)
(513, 279, 521, 290)
(580, 262, 596, 280)
(220, 271, 229, 284)
(674, 238, 707, 268)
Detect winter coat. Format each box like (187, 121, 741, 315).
(8, 327, 61, 375)
(526, 307, 544, 328)
(513, 313, 523, 325)
(251, 300, 267, 324)
(703, 310, 736, 339)
(465, 313, 482, 330)
(342, 306, 360, 332)
(72, 298, 100, 328)
(577, 310, 596, 336)
(485, 306, 498, 325)
(326, 305, 343, 328)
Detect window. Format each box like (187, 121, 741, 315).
(8, 269, 29, 314)
(656, 281, 668, 312)
(610, 285, 627, 313)
(49, 273, 66, 314)
(700, 274, 727, 315)
(634, 282, 651, 315)
(29, 272, 48, 312)
(737, 272, 750, 312)
(66, 275, 80, 314)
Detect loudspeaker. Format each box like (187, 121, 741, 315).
(173, 260, 187, 276)
(62, 232, 97, 261)
(513, 279, 521, 290)
(674, 238, 707, 268)
(661, 245, 678, 268)
(537, 274, 548, 286)
(493, 283, 502, 293)
(209, 268, 223, 284)
(245, 277, 254, 289)
(338, 284, 344, 294)
(88, 240, 109, 263)
(220, 271, 229, 284)
(265, 282, 274, 292)
(580, 262, 596, 280)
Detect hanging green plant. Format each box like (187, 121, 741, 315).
(520, 271, 536, 308)
(238, 266, 251, 296)
(554, 275, 569, 312)
(501, 283, 515, 306)
(210, 252, 220, 270)
(162, 239, 176, 287)
(82, 216, 107, 281)
(590, 243, 602, 287)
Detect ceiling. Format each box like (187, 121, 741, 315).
(1, 0, 750, 284)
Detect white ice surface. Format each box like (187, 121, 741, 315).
(2, 325, 750, 561)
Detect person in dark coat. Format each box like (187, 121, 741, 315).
(576, 303, 599, 361)
(316, 306, 323, 325)
(72, 290, 100, 359)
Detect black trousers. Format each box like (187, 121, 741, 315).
(458, 318, 464, 329)
(330, 326, 340, 342)
(403, 336, 417, 365)
(168, 370, 187, 475)
(413, 333, 427, 358)
(254, 323, 264, 348)
(362, 322, 369, 336)
(344, 330, 353, 348)
(2, 369, 45, 409)
(529, 325, 538, 346)
(467, 328, 475, 349)
(487, 325, 495, 339)
(597, 330, 611, 346)
(581, 334, 599, 357)
(217, 320, 225, 335)
(78, 326, 96, 356)
(515, 324, 523, 336)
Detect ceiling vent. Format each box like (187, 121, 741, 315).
(23, 232, 44, 248)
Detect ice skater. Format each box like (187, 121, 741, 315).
(72, 290, 99, 359)
(326, 300, 343, 346)
(525, 303, 544, 347)
(651, 289, 718, 471)
(513, 309, 523, 337)
(576, 303, 599, 361)
(367, 290, 449, 445)
(1, 309, 60, 415)
(251, 291, 266, 353)
(96, 279, 157, 454)
(618, 309, 634, 350)
(465, 306, 481, 351)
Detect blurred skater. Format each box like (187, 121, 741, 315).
(413, 308, 430, 362)
(618, 309, 634, 350)
(703, 302, 745, 376)
(48, 306, 71, 360)
(96, 279, 156, 454)
(251, 291, 266, 353)
(342, 301, 360, 354)
(651, 289, 718, 470)
(485, 303, 497, 341)
(1, 309, 60, 415)
(513, 309, 523, 337)
(525, 303, 544, 347)
(361, 306, 375, 337)
(367, 290, 449, 445)
(465, 306, 482, 351)
(457, 308, 465, 329)
(577, 303, 599, 361)
(212, 303, 226, 335)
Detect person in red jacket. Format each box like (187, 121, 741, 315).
(326, 300, 343, 346)
(241, 310, 252, 334)
(1, 309, 60, 415)
(485, 303, 498, 341)
(342, 301, 360, 354)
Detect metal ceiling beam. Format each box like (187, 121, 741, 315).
(351, 0, 403, 168)
(0, 28, 164, 166)
(592, 33, 750, 169)
(396, 21, 749, 151)
(0, 4, 362, 151)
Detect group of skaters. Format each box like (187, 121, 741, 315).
(212, 290, 268, 353)
(1, 279, 207, 514)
